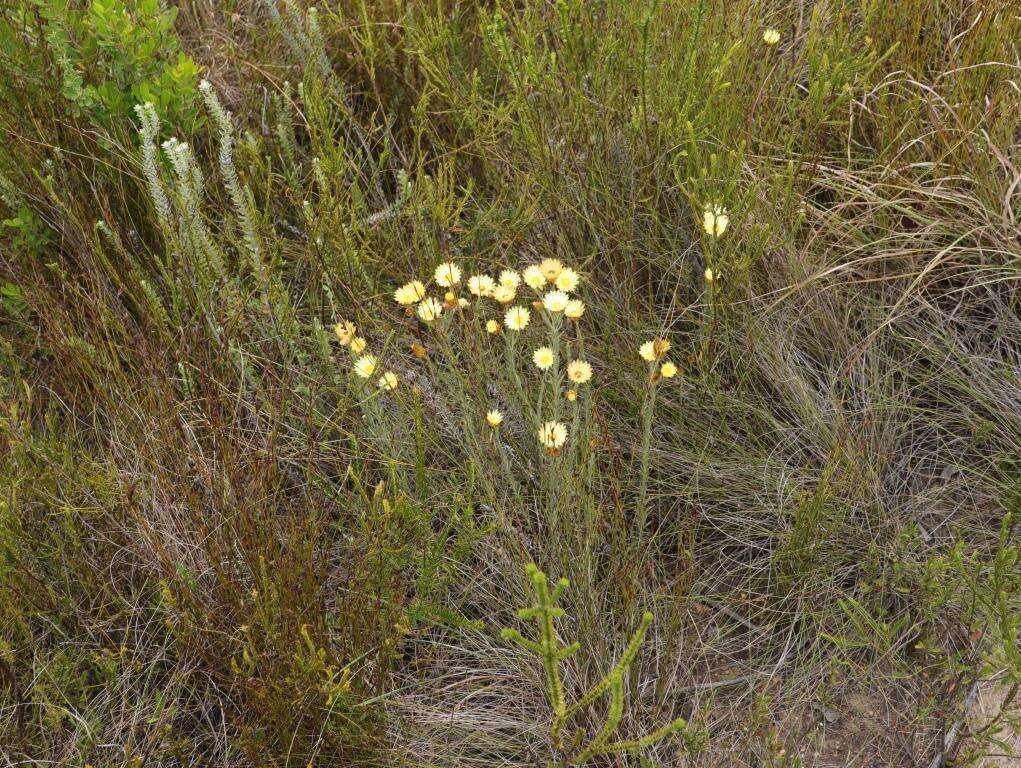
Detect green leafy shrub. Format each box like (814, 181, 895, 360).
(5, 0, 199, 130)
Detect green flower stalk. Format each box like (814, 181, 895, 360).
(636, 372, 657, 535)
(501, 564, 575, 719)
(502, 564, 694, 765)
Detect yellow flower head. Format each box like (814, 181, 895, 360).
(704, 267, 716, 283)
(567, 359, 592, 384)
(499, 269, 521, 289)
(434, 262, 462, 287)
(486, 319, 500, 334)
(565, 299, 586, 319)
(542, 290, 570, 313)
(763, 28, 781, 45)
(640, 338, 670, 362)
(504, 305, 531, 331)
(660, 360, 678, 379)
(468, 274, 496, 297)
(539, 258, 564, 281)
(702, 203, 729, 238)
(394, 281, 426, 305)
(486, 409, 504, 427)
(532, 346, 555, 370)
(354, 354, 377, 378)
(565, 388, 578, 402)
(538, 420, 568, 449)
(555, 267, 580, 292)
(378, 371, 399, 390)
(349, 336, 367, 354)
(458, 297, 470, 309)
(522, 264, 546, 290)
(417, 297, 444, 322)
(334, 320, 356, 346)
(493, 284, 517, 304)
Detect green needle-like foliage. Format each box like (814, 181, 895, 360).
(502, 564, 693, 765)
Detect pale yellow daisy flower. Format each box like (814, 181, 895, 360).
(702, 203, 729, 238)
(486, 319, 500, 334)
(378, 371, 399, 390)
(493, 285, 517, 304)
(417, 297, 443, 322)
(504, 305, 531, 331)
(394, 284, 414, 305)
(660, 361, 678, 378)
(542, 290, 569, 313)
(763, 28, 781, 45)
(522, 264, 546, 290)
(434, 262, 462, 287)
(499, 269, 521, 289)
(555, 267, 580, 292)
(704, 267, 716, 283)
(353, 354, 377, 378)
(532, 346, 555, 370)
(539, 258, 564, 281)
(640, 338, 671, 361)
(567, 359, 592, 384)
(468, 274, 496, 297)
(349, 336, 367, 354)
(538, 420, 568, 449)
(394, 281, 426, 305)
(486, 410, 504, 427)
(565, 299, 586, 319)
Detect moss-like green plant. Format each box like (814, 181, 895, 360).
(501, 564, 694, 765)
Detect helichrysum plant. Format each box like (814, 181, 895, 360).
(335, 246, 696, 760)
(379, 257, 598, 474)
(361, 253, 689, 552)
(501, 564, 696, 765)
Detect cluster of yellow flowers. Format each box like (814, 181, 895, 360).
(638, 337, 677, 379)
(701, 202, 730, 285)
(393, 258, 586, 332)
(702, 203, 729, 238)
(388, 258, 594, 453)
(352, 257, 681, 457)
(334, 319, 400, 391)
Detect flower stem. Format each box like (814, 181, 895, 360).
(636, 372, 657, 538)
